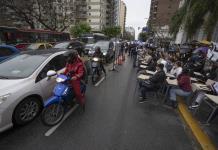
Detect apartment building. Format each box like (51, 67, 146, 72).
(119, 1, 126, 35)
(148, 0, 180, 37)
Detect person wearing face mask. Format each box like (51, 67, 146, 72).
(64, 50, 86, 111)
(139, 64, 166, 103)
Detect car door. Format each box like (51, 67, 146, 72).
(36, 54, 67, 99)
(0, 47, 16, 61)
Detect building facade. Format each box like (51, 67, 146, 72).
(125, 26, 135, 38)
(175, 0, 218, 44)
(148, 0, 180, 37)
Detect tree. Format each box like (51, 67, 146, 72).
(102, 26, 121, 38)
(0, 0, 74, 31)
(123, 31, 135, 40)
(70, 22, 91, 38)
(169, 0, 218, 40)
(138, 32, 148, 42)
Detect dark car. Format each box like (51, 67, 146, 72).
(53, 41, 85, 56)
(89, 41, 115, 63)
(0, 45, 20, 62)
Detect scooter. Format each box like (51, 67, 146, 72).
(91, 57, 103, 84)
(41, 70, 86, 126)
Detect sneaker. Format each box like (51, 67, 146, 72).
(139, 97, 148, 103)
(171, 101, 178, 109)
(189, 104, 199, 109)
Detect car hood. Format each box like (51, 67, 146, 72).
(86, 44, 94, 47)
(0, 79, 29, 94)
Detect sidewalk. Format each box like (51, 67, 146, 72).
(178, 97, 217, 150)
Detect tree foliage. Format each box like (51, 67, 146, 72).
(123, 31, 135, 40)
(70, 22, 91, 38)
(102, 26, 121, 38)
(169, 0, 218, 40)
(138, 32, 148, 42)
(0, 0, 74, 31)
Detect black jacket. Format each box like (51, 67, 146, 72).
(149, 70, 166, 88)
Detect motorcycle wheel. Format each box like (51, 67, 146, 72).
(92, 69, 97, 84)
(41, 103, 65, 126)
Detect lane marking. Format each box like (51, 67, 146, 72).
(44, 104, 79, 137)
(94, 76, 105, 87)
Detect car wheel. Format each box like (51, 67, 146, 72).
(13, 97, 42, 125)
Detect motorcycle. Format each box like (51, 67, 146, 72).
(41, 70, 86, 126)
(91, 57, 103, 84)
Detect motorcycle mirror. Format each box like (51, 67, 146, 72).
(47, 70, 57, 77)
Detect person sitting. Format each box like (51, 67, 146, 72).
(170, 61, 183, 78)
(169, 69, 192, 108)
(139, 64, 166, 103)
(157, 52, 167, 73)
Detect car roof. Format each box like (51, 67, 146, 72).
(21, 48, 67, 56)
(0, 45, 18, 49)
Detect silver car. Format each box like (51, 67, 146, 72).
(0, 49, 68, 132)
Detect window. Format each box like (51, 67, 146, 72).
(0, 47, 14, 57)
(36, 55, 67, 82)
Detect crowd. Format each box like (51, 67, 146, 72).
(126, 41, 218, 123)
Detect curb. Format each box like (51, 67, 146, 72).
(178, 97, 216, 150)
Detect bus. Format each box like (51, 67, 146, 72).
(79, 33, 108, 44)
(0, 26, 70, 46)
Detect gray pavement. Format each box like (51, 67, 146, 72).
(0, 57, 194, 150)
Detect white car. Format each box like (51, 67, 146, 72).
(0, 49, 68, 132)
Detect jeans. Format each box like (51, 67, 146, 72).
(169, 88, 191, 101)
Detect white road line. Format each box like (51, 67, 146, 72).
(44, 104, 79, 137)
(94, 76, 105, 87)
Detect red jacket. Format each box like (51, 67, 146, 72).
(177, 73, 192, 92)
(64, 58, 84, 80)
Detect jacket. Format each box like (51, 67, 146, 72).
(177, 73, 192, 92)
(64, 58, 84, 81)
(149, 70, 166, 88)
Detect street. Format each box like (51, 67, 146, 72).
(0, 58, 194, 150)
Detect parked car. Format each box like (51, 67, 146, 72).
(0, 45, 20, 62)
(84, 43, 94, 55)
(53, 41, 85, 56)
(26, 43, 53, 50)
(0, 49, 69, 132)
(14, 43, 30, 51)
(89, 41, 115, 63)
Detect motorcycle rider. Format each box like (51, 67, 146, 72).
(93, 47, 106, 76)
(64, 50, 85, 111)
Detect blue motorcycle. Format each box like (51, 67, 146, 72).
(41, 71, 86, 126)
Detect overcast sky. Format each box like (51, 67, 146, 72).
(122, 0, 151, 39)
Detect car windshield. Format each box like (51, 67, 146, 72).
(94, 41, 109, 52)
(0, 54, 48, 79)
(27, 44, 39, 50)
(54, 42, 69, 48)
(80, 37, 95, 44)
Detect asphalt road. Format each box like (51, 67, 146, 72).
(0, 57, 194, 150)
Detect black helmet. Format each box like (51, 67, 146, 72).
(65, 50, 78, 63)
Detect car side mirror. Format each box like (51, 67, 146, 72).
(68, 46, 73, 49)
(47, 70, 57, 77)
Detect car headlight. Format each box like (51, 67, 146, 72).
(103, 52, 106, 56)
(93, 57, 99, 61)
(0, 94, 11, 105)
